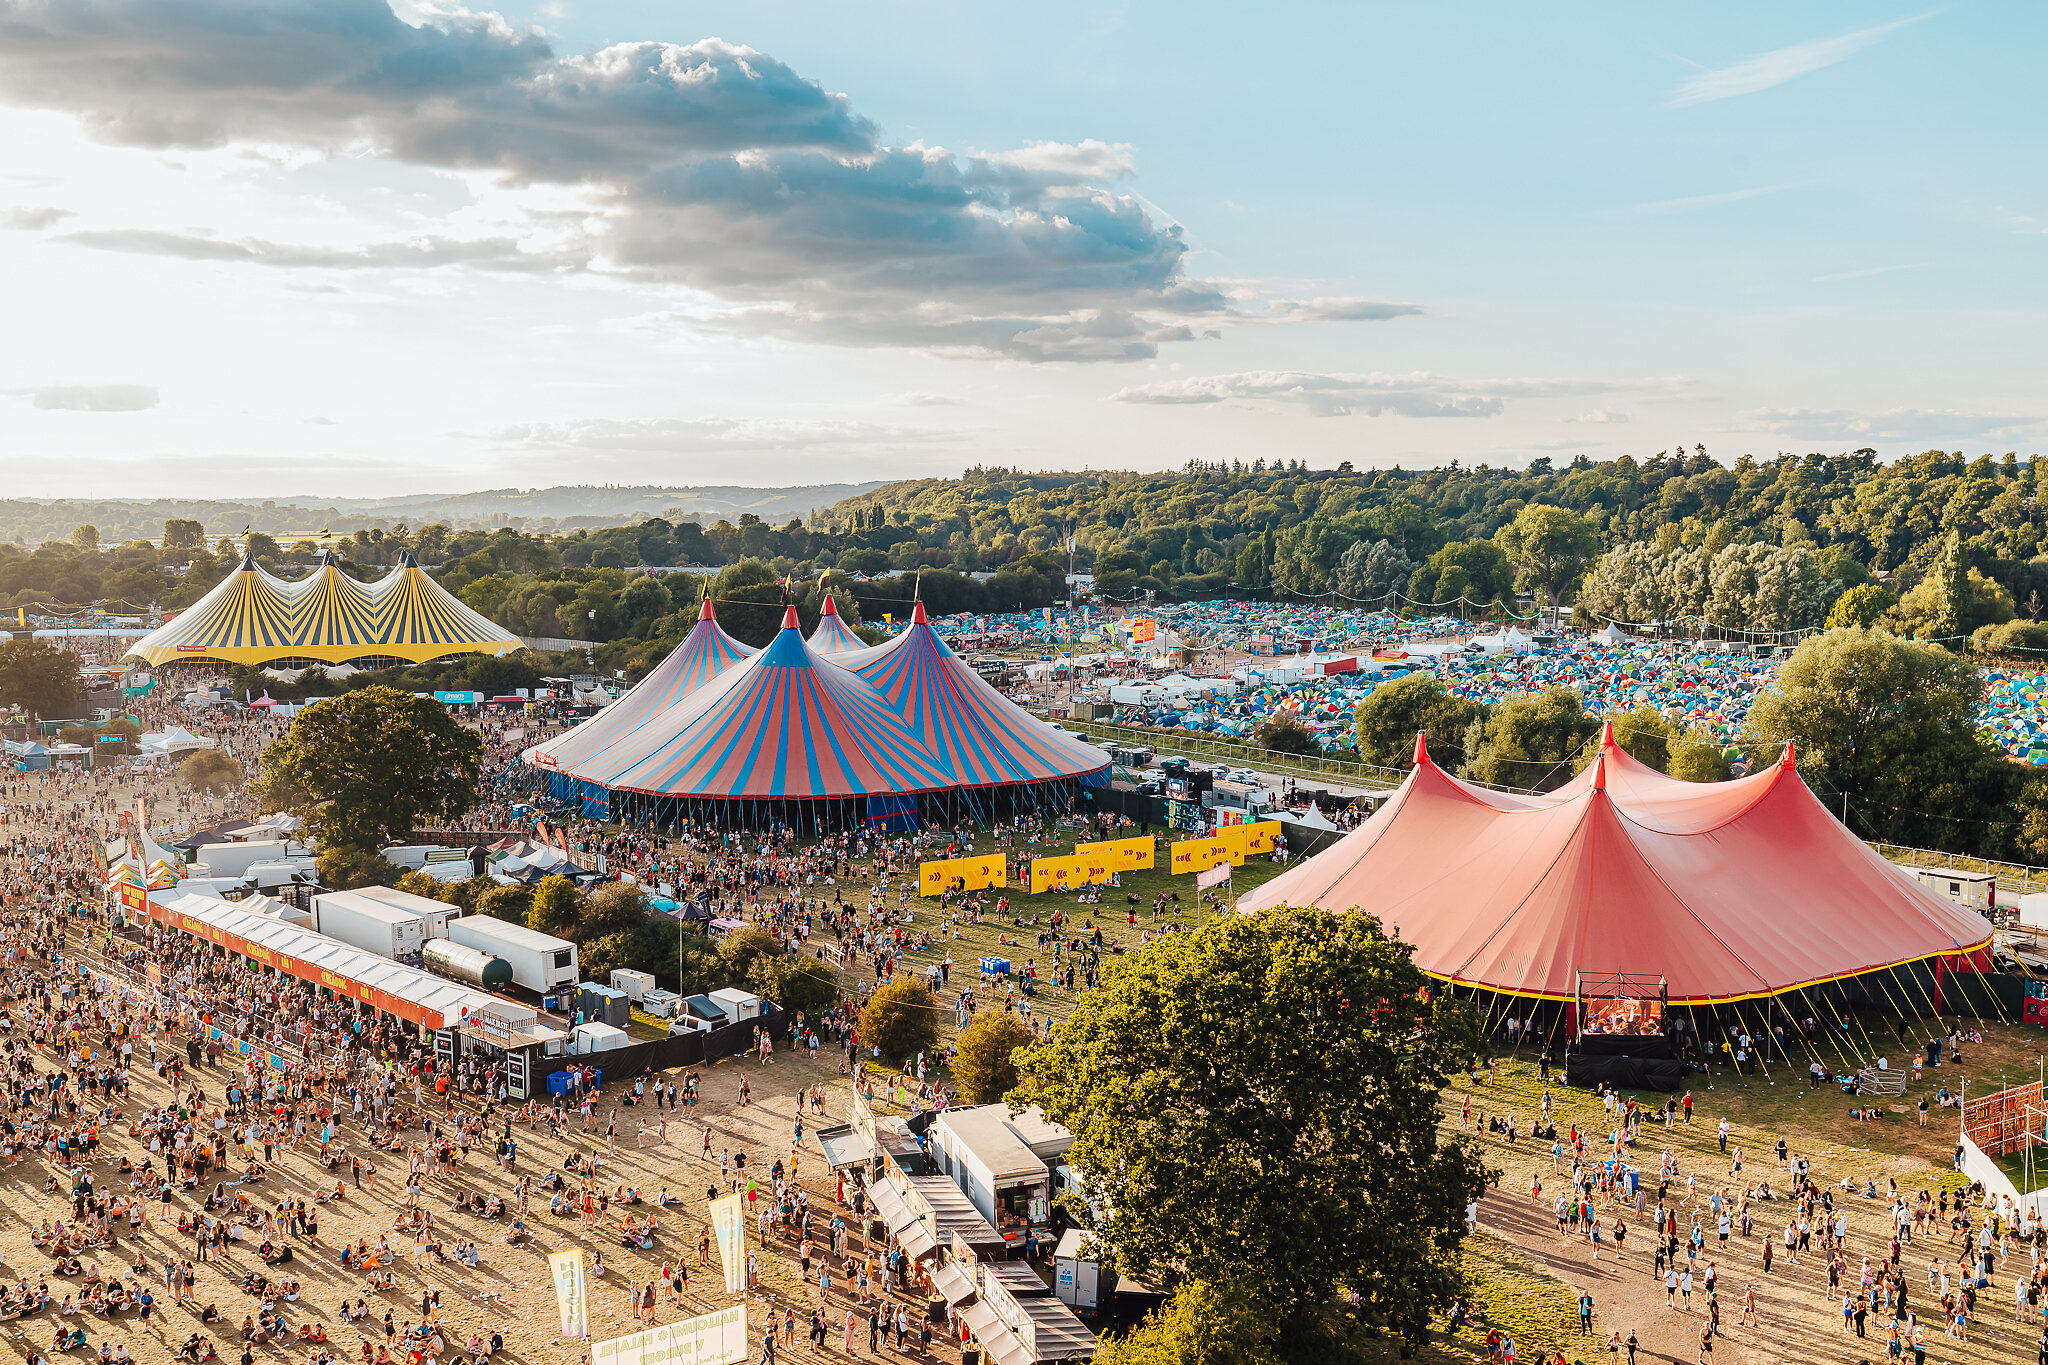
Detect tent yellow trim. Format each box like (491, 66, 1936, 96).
(124, 552, 522, 668)
(1418, 933, 1995, 1007)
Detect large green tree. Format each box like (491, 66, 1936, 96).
(0, 638, 82, 719)
(1353, 673, 1486, 771)
(1461, 686, 1600, 791)
(1493, 504, 1599, 626)
(1744, 628, 2019, 851)
(1018, 906, 1492, 1356)
(253, 685, 482, 851)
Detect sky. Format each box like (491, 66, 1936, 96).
(0, 1, 2041, 498)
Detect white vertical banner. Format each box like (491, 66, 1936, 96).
(709, 1191, 747, 1294)
(548, 1248, 589, 1340)
(591, 1307, 748, 1365)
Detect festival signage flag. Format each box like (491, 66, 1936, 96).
(1196, 861, 1233, 891)
(917, 854, 1007, 897)
(592, 1308, 748, 1365)
(1075, 835, 1154, 871)
(709, 1192, 747, 1294)
(548, 1248, 589, 1339)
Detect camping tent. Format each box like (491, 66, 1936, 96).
(1238, 723, 1993, 1004)
(1592, 622, 1633, 648)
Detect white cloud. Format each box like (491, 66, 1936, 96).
(1812, 263, 1918, 282)
(1625, 185, 1793, 215)
(898, 392, 965, 408)
(1566, 410, 1630, 424)
(479, 416, 962, 455)
(1672, 15, 1928, 106)
(0, 205, 70, 229)
(1262, 297, 1424, 323)
(0, 1, 1370, 362)
(1745, 406, 2043, 443)
(1109, 371, 1684, 419)
(7, 383, 159, 411)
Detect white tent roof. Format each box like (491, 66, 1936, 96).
(154, 892, 515, 1027)
(1592, 622, 1632, 647)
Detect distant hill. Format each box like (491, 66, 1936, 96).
(0, 482, 892, 545)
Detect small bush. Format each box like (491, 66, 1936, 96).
(953, 1012, 1036, 1103)
(179, 749, 244, 795)
(859, 978, 941, 1061)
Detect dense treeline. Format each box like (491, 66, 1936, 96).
(18, 443, 2048, 677)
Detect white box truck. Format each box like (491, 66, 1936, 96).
(188, 840, 309, 879)
(610, 968, 656, 1003)
(310, 890, 429, 960)
(347, 886, 458, 941)
(446, 916, 579, 994)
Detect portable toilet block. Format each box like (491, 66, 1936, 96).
(576, 983, 631, 1028)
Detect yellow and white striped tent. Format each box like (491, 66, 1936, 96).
(125, 550, 522, 667)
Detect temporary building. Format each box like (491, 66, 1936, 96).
(524, 595, 753, 777)
(854, 602, 1112, 791)
(125, 550, 521, 667)
(1592, 622, 1634, 648)
(148, 891, 519, 1031)
(1238, 723, 1993, 1006)
(807, 593, 870, 656)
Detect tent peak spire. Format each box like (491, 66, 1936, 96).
(1413, 731, 1432, 767)
(912, 600, 929, 624)
(1599, 719, 1615, 748)
(779, 604, 801, 631)
(1781, 740, 1797, 766)
(820, 594, 840, 617)
(1588, 747, 1608, 792)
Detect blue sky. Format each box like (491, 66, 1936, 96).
(0, 1, 2038, 496)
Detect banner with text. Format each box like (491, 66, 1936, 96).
(709, 1192, 747, 1294)
(591, 1307, 748, 1365)
(548, 1248, 589, 1340)
(917, 854, 1008, 897)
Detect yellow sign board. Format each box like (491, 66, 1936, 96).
(1170, 835, 1242, 874)
(1075, 835, 1155, 871)
(1224, 821, 1282, 857)
(918, 854, 1008, 897)
(1030, 853, 1116, 895)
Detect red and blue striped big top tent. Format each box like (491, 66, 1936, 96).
(857, 602, 1111, 789)
(602, 606, 953, 802)
(807, 592, 870, 657)
(523, 594, 753, 777)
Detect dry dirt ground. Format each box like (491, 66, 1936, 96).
(1426, 1046, 2046, 1365)
(0, 1043, 921, 1365)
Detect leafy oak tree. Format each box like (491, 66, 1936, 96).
(1017, 906, 1493, 1358)
(1353, 673, 1486, 772)
(1744, 628, 2020, 851)
(859, 979, 940, 1061)
(952, 1012, 1036, 1104)
(0, 638, 81, 720)
(1494, 504, 1599, 627)
(253, 685, 482, 852)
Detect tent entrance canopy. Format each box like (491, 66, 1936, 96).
(1238, 724, 1994, 1005)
